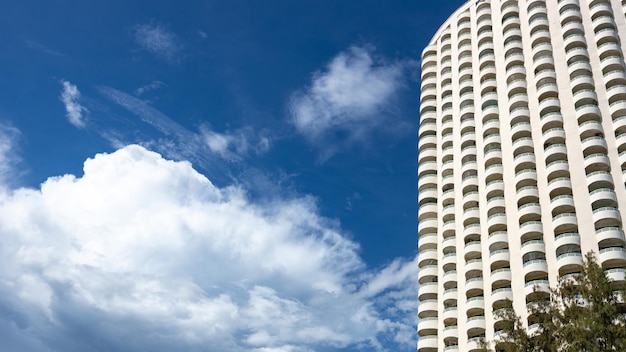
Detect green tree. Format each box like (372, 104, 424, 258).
(482, 252, 626, 352)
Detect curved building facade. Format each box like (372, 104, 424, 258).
(418, 0, 626, 350)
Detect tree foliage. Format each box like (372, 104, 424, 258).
(482, 252, 626, 352)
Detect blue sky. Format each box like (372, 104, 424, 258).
(0, 1, 462, 351)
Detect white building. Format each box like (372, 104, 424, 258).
(417, 0, 626, 350)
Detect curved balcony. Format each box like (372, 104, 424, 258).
(605, 267, 626, 284)
(520, 220, 543, 242)
(538, 97, 561, 116)
(464, 239, 482, 255)
(509, 106, 530, 125)
(418, 282, 438, 301)
(487, 212, 508, 233)
(514, 152, 536, 170)
(442, 324, 459, 341)
(551, 194, 575, 214)
(592, 206, 621, 228)
(512, 136, 534, 154)
(485, 164, 504, 183)
(598, 41, 620, 59)
(463, 223, 481, 243)
(556, 252, 584, 273)
(492, 287, 513, 308)
(552, 213, 578, 234)
(543, 127, 566, 145)
(584, 153, 610, 173)
(466, 315, 486, 336)
(515, 168, 537, 188)
(443, 287, 458, 304)
(418, 233, 438, 254)
(466, 295, 485, 316)
(511, 122, 532, 139)
(418, 218, 437, 237)
(443, 270, 458, 290)
(521, 240, 546, 257)
(442, 252, 458, 269)
(518, 202, 541, 223)
(610, 99, 626, 117)
(599, 247, 626, 267)
(616, 133, 626, 153)
(418, 203, 438, 223)
(596, 227, 626, 249)
(581, 136, 608, 155)
(443, 306, 458, 326)
(517, 186, 539, 203)
(418, 298, 438, 318)
(544, 143, 568, 164)
(491, 267, 512, 287)
(418, 248, 438, 268)
(587, 170, 614, 190)
(576, 104, 602, 122)
(442, 220, 456, 238)
(466, 277, 485, 298)
(547, 177, 572, 198)
(442, 236, 457, 253)
(522, 259, 549, 278)
(490, 249, 511, 269)
(465, 258, 483, 275)
(486, 180, 505, 199)
(579, 119, 604, 138)
(524, 279, 550, 296)
(554, 232, 580, 251)
(488, 230, 508, 250)
(590, 187, 617, 207)
(484, 148, 502, 167)
(418, 147, 437, 164)
(419, 264, 439, 284)
(417, 317, 438, 337)
(417, 335, 437, 351)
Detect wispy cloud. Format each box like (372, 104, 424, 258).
(135, 80, 165, 96)
(59, 81, 87, 128)
(201, 126, 270, 162)
(289, 46, 410, 160)
(134, 24, 183, 63)
(0, 145, 417, 351)
(0, 122, 21, 190)
(97, 86, 270, 167)
(24, 40, 64, 57)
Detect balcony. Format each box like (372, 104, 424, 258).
(418, 299, 438, 319)
(522, 258, 549, 277)
(491, 267, 512, 287)
(417, 335, 437, 352)
(524, 279, 550, 297)
(596, 227, 626, 249)
(552, 213, 578, 234)
(592, 206, 621, 228)
(418, 218, 437, 237)
(599, 247, 626, 265)
(556, 252, 584, 272)
(417, 317, 438, 337)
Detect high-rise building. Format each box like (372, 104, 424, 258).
(417, 0, 626, 350)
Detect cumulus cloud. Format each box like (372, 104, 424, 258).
(134, 24, 183, 62)
(289, 46, 408, 158)
(59, 81, 87, 128)
(0, 145, 416, 351)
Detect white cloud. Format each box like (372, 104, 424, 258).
(201, 126, 271, 161)
(59, 81, 87, 128)
(289, 46, 408, 157)
(134, 24, 182, 62)
(98, 86, 271, 166)
(0, 145, 416, 351)
(0, 123, 21, 190)
(135, 80, 165, 96)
